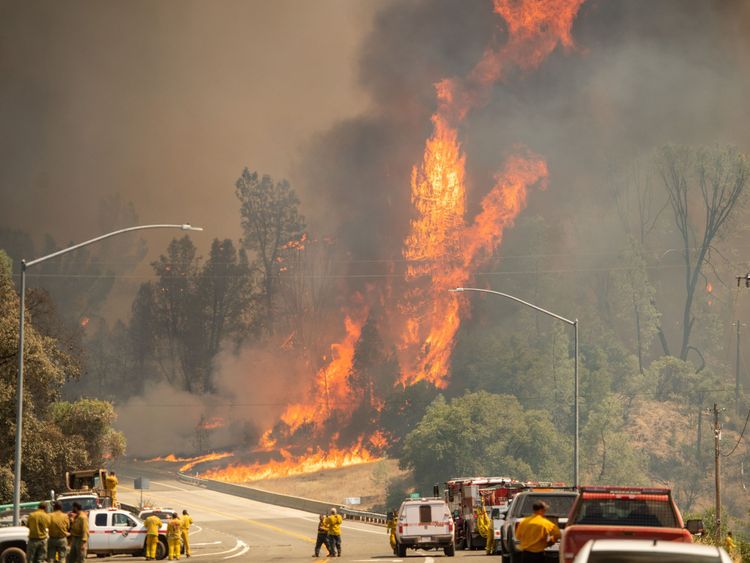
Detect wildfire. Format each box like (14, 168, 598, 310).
(145, 452, 235, 473)
(200, 444, 380, 483)
(205, 0, 585, 483)
(279, 311, 367, 434)
(197, 417, 225, 430)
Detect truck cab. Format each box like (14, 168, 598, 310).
(560, 486, 704, 563)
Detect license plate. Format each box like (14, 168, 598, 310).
(420, 536, 431, 542)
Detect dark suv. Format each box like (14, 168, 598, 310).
(499, 490, 577, 563)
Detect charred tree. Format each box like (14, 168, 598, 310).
(658, 145, 749, 361)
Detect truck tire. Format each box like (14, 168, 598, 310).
(510, 549, 522, 563)
(156, 539, 168, 560)
(0, 547, 26, 563)
(396, 543, 406, 558)
(501, 552, 510, 563)
(444, 543, 455, 557)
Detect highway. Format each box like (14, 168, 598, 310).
(112, 461, 484, 562)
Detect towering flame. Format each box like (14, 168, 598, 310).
(198, 0, 585, 483)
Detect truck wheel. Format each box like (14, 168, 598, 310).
(444, 543, 455, 557)
(456, 534, 466, 550)
(0, 547, 26, 563)
(396, 543, 406, 558)
(155, 539, 168, 560)
(501, 552, 510, 563)
(510, 550, 522, 563)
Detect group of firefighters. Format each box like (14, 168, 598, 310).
(313, 508, 344, 557)
(26, 502, 89, 563)
(142, 510, 193, 561)
(23, 501, 194, 563)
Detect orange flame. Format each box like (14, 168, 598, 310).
(198, 417, 225, 430)
(280, 310, 368, 433)
(200, 444, 380, 483)
(145, 452, 234, 473)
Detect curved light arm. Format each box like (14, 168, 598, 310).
(25, 224, 203, 269)
(450, 287, 575, 326)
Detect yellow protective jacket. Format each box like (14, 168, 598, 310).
(26, 509, 50, 540)
(516, 514, 560, 553)
(70, 512, 89, 541)
(167, 518, 181, 539)
(476, 508, 490, 539)
(326, 514, 342, 536)
(725, 536, 737, 552)
(106, 474, 118, 491)
(144, 515, 162, 536)
(181, 515, 193, 530)
(48, 510, 70, 538)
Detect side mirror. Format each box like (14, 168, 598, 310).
(686, 519, 704, 535)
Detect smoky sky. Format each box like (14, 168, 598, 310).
(0, 0, 375, 247)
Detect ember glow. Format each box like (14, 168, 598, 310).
(193, 0, 584, 483)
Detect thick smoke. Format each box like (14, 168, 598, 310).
(298, 0, 750, 262)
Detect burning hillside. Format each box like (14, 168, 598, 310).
(183, 0, 585, 483)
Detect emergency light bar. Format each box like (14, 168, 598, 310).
(579, 486, 671, 495)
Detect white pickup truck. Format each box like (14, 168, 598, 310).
(0, 526, 28, 563)
(88, 508, 169, 559)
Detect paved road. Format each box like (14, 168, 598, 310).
(111, 461, 486, 562)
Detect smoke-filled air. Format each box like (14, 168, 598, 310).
(4, 0, 750, 531)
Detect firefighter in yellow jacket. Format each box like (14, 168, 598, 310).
(385, 509, 398, 554)
(325, 508, 343, 557)
(167, 513, 182, 560)
(143, 513, 162, 560)
(105, 472, 119, 507)
(180, 510, 193, 558)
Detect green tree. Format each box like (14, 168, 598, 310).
(235, 169, 305, 333)
(0, 250, 124, 501)
(399, 391, 569, 492)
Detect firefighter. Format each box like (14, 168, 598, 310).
(484, 508, 496, 556)
(67, 503, 89, 563)
(26, 502, 50, 563)
(515, 500, 560, 563)
(143, 513, 163, 561)
(475, 505, 490, 546)
(47, 502, 69, 563)
(313, 514, 332, 558)
(167, 512, 182, 560)
(725, 531, 737, 556)
(105, 471, 119, 507)
(385, 509, 397, 554)
(326, 508, 343, 557)
(180, 510, 193, 558)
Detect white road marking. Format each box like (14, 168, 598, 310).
(222, 541, 249, 559)
(188, 538, 242, 558)
(191, 541, 222, 546)
(425, 558, 435, 563)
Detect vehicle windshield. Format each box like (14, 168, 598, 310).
(59, 498, 98, 513)
(588, 553, 719, 563)
(517, 495, 576, 517)
(576, 498, 677, 527)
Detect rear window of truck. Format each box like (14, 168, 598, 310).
(576, 497, 677, 527)
(517, 494, 576, 517)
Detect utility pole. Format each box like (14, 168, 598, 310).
(710, 403, 723, 539)
(736, 322, 743, 416)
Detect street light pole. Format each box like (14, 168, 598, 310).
(13, 223, 203, 525)
(450, 287, 580, 487)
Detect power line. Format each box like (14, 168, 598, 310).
(722, 407, 750, 458)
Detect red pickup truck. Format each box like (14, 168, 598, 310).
(560, 487, 703, 563)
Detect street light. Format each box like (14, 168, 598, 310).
(13, 223, 203, 524)
(449, 287, 579, 487)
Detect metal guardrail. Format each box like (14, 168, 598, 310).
(176, 471, 387, 525)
